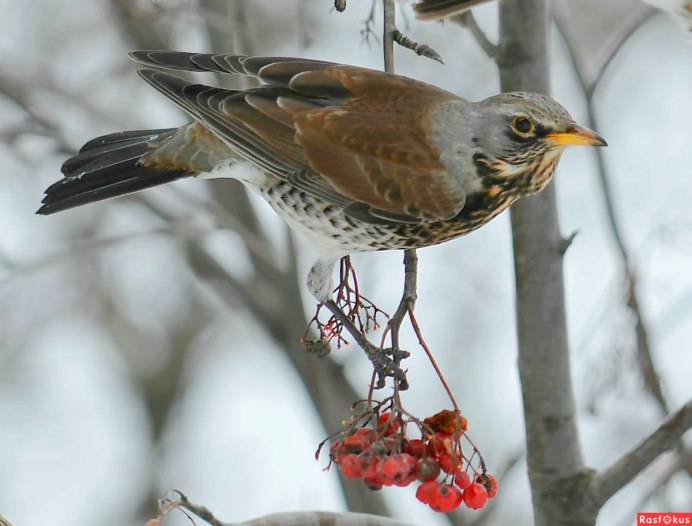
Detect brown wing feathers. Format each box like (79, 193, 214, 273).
(131, 51, 467, 223)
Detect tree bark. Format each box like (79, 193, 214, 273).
(498, 2, 595, 525)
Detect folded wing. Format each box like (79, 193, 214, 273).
(132, 51, 467, 223)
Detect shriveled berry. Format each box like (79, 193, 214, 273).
(415, 457, 441, 481)
(339, 454, 364, 479)
(415, 480, 438, 504)
(463, 482, 488, 509)
(476, 473, 498, 498)
(429, 483, 463, 512)
(454, 471, 471, 491)
(424, 409, 468, 435)
(426, 432, 452, 457)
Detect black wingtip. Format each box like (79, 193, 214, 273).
(128, 50, 153, 64)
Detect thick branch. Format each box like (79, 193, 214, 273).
(590, 398, 692, 506)
(165, 491, 418, 526)
(498, 1, 587, 524)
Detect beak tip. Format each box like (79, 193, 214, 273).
(593, 133, 608, 148)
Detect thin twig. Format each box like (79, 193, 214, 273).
(392, 29, 444, 63)
(590, 398, 692, 506)
(171, 491, 227, 526)
(408, 308, 458, 410)
(383, 0, 396, 72)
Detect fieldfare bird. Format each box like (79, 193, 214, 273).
(414, 0, 493, 20)
(38, 51, 606, 302)
(414, 0, 692, 34)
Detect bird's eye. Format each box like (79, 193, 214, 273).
(512, 116, 534, 135)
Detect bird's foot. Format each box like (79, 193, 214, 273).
(364, 342, 410, 390)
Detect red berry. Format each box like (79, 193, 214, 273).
(343, 433, 370, 454)
(378, 454, 414, 484)
(438, 452, 463, 475)
(399, 453, 417, 472)
(329, 440, 343, 463)
(377, 413, 401, 436)
(415, 480, 438, 504)
(415, 457, 441, 481)
(476, 473, 498, 498)
(360, 454, 379, 479)
(355, 428, 375, 439)
(394, 472, 417, 487)
(339, 454, 364, 479)
(463, 482, 488, 509)
(364, 476, 383, 490)
(429, 484, 463, 512)
(404, 439, 426, 458)
(454, 471, 471, 490)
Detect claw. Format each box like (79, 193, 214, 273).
(364, 343, 410, 390)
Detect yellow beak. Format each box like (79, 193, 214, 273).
(545, 125, 607, 147)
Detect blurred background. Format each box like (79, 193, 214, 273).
(0, 1, 690, 525)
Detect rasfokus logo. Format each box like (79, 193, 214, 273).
(637, 513, 692, 524)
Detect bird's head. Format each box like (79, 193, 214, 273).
(466, 92, 607, 194)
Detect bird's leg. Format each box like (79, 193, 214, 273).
(307, 257, 338, 304)
(323, 299, 409, 389)
(302, 256, 407, 388)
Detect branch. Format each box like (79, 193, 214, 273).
(498, 1, 587, 524)
(382, 0, 443, 64)
(590, 398, 692, 506)
(392, 29, 444, 63)
(383, 0, 396, 72)
(156, 491, 419, 526)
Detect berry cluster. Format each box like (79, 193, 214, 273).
(327, 410, 497, 513)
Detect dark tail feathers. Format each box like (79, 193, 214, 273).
(37, 128, 192, 215)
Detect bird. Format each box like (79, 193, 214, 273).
(38, 51, 606, 303)
(414, 0, 692, 36)
(413, 0, 494, 20)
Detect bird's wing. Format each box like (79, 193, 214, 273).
(132, 52, 466, 223)
(413, 0, 492, 20)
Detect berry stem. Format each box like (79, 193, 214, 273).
(408, 309, 459, 411)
